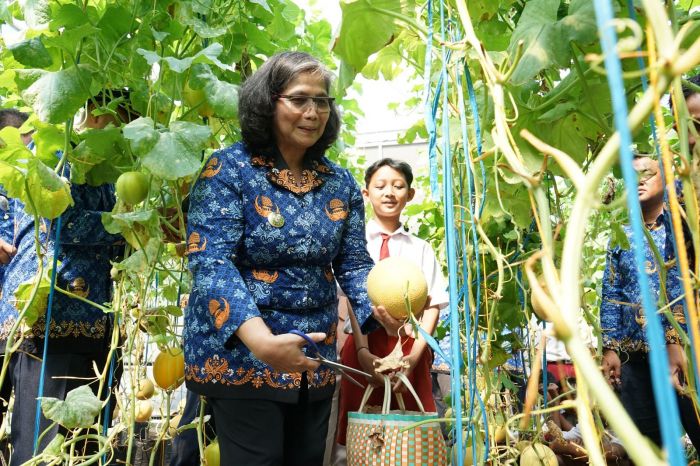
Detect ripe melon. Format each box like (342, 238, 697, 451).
(520, 443, 557, 466)
(366, 256, 428, 319)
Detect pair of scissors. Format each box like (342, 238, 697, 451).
(288, 329, 373, 388)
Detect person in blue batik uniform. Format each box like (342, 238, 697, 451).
(0, 96, 131, 465)
(0, 109, 30, 288)
(184, 51, 378, 465)
(600, 155, 700, 449)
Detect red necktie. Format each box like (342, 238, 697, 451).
(379, 233, 390, 260)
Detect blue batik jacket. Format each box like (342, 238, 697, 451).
(0, 190, 12, 287)
(0, 181, 121, 354)
(184, 142, 375, 401)
(601, 212, 687, 353)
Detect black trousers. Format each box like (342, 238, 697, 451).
(620, 353, 700, 449)
(1, 350, 119, 466)
(209, 393, 332, 466)
(169, 390, 215, 466)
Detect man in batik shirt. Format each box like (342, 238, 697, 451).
(601, 155, 700, 448)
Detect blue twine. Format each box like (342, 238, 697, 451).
(435, 2, 467, 465)
(423, 0, 438, 201)
(463, 66, 487, 218)
(33, 208, 63, 455)
(456, 62, 491, 464)
(594, 1, 686, 463)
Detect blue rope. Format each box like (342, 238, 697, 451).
(456, 62, 491, 464)
(435, 2, 467, 465)
(33, 211, 63, 455)
(423, 0, 439, 201)
(463, 65, 487, 218)
(593, 1, 685, 463)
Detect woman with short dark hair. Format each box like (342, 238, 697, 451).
(184, 51, 377, 465)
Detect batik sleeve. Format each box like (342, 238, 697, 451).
(332, 171, 378, 334)
(186, 151, 260, 349)
(600, 245, 624, 351)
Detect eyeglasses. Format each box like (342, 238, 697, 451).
(636, 168, 658, 182)
(274, 94, 335, 114)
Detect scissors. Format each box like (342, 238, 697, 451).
(289, 329, 373, 388)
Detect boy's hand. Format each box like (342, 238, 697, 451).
(357, 348, 384, 387)
(602, 349, 621, 388)
(392, 353, 421, 393)
(372, 305, 407, 336)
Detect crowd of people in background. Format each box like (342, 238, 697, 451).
(0, 51, 697, 465)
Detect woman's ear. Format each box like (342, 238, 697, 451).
(408, 188, 415, 201)
(362, 187, 369, 201)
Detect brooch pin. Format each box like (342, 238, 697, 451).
(268, 212, 285, 228)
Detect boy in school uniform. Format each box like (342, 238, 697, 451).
(334, 158, 449, 457)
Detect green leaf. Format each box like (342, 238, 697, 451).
(32, 123, 65, 167)
(25, 158, 73, 219)
(97, 5, 133, 45)
(163, 304, 183, 317)
(508, 0, 597, 84)
(179, 14, 228, 39)
(136, 43, 234, 74)
(49, 3, 88, 29)
(114, 237, 161, 273)
(44, 434, 65, 457)
(362, 34, 404, 80)
(13, 264, 53, 326)
(189, 64, 239, 118)
(140, 122, 211, 180)
(14, 69, 46, 90)
(43, 23, 101, 53)
(507, 0, 559, 85)
(22, 65, 93, 124)
(9, 37, 53, 68)
(20, 0, 50, 29)
(610, 222, 631, 250)
(0, 1, 12, 23)
(102, 209, 160, 250)
(70, 127, 123, 184)
(249, 0, 272, 13)
(123, 118, 159, 155)
(335, 0, 413, 71)
(556, 0, 597, 46)
(41, 385, 102, 429)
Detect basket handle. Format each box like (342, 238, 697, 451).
(394, 372, 426, 413)
(357, 373, 426, 414)
(357, 374, 393, 413)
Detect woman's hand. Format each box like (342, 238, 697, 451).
(236, 317, 324, 373)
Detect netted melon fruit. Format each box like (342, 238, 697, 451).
(520, 443, 557, 466)
(366, 257, 428, 319)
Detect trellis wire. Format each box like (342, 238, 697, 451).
(594, 0, 686, 464)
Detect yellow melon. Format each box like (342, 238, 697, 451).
(520, 443, 557, 466)
(367, 256, 428, 319)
